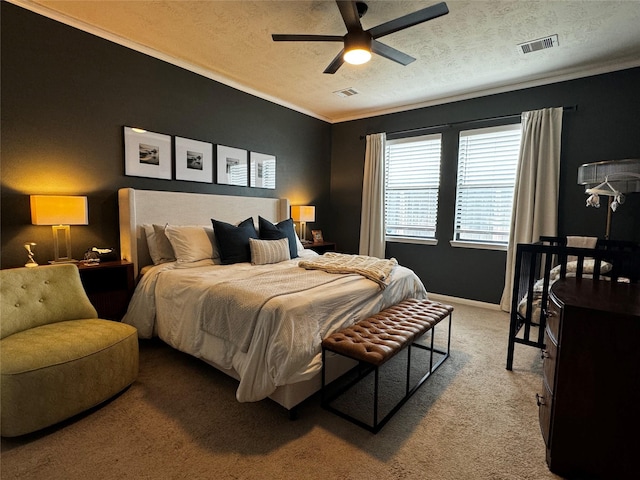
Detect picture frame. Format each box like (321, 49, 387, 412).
(311, 229, 324, 242)
(124, 127, 172, 179)
(175, 136, 213, 183)
(250, 151, 276, 189)
(216, 145, 248, 186)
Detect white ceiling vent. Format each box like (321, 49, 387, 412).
(333, 87, 360, 98)
(517, 34, 559, 54)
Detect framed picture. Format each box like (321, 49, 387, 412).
(124, 126, 171, 179)
(217, 145, 248, 186)
(175, 136, 213, 183)
(312, 229, 324, 242)
(250, 151, 276, 189)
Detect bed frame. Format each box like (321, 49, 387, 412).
(118, 188, 355, 415)
(505, 236, 640, 371)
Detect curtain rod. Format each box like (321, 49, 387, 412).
(359, 105, 578, 140)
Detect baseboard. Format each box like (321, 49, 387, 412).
(428, 292, 501, 311)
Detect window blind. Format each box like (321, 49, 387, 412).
(385, 134, 442, 239)
(454, 124, 522, 245)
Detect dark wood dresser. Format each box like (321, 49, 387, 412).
(539, 278, 640, 478)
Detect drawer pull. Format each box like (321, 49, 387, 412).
(541, 349, 550, 360)
(536, 393, 546, 407)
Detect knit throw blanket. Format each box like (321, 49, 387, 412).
(298, 252, 398, 289)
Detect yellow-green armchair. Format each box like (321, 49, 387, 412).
(1, 264, 138, 437)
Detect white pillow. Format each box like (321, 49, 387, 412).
(249, 238, 290, 265)
(164, 225, 220, 264)
(549, 260, 612, 281)
(143, 224, 176, 265)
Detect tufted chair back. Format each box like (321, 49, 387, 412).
(0, 264, 98, 339)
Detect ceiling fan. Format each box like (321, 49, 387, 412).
(272, 1, 449, 74)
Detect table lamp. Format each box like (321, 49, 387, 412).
(291, 205, 315, 243)
(30, 195, 88, 263)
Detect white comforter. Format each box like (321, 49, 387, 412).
(123, 253, 427, 402)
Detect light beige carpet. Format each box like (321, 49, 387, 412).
(1, 302, 562, 479)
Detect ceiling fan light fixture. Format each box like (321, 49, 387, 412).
(344, 48, 371, 65)
(343, 30, 372, 65)
(272, 1, 449, 73)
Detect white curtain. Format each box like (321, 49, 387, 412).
(359, 133, 386, 258)
(500, 107, 563, 312)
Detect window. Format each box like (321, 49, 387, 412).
(385, 134, 442, 242)
(453, 124, 522, 247)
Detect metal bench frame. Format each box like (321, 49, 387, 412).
(321, 310, 452, 433)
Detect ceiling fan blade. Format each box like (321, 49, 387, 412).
(368, 1, 449, 39)
(323, 49, 346, 74)
(372, 40, 415, 66)
(272, 34, 344, 42)
(336, 1, 362, 32)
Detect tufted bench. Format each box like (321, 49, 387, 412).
(321, 298, 453, 432)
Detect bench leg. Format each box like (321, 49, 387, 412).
(373, 367, 379, 429)
(429, 326, 435, 372)
(406, 344, 412, 396)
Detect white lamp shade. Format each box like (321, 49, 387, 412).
(291, 205, 315, 223)
(30, 195, 88, 225)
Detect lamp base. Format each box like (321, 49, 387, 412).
(48, 259, 80, 264)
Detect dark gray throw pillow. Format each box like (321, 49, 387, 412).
(211, 217, 258, 265)
(258, 216, 298, 259)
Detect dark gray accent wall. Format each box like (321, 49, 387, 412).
(1, 3, 332, 269)
(3, 3, 638, 304)
(330, 68, 640, 303)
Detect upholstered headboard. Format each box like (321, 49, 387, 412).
(118, 188, 290, 277)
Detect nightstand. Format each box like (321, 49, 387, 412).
(305, 241, 336, 254)
(77, 260, 134, 321)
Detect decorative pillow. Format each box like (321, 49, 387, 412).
(211, 217, 258, 265)
(258, 216, 298, 259)
(549, 260, 612, 281)
(143, 224, 176, 265)
(164, 225, 219, 264)
(249, 238, 291, 265)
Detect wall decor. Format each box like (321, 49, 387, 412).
(175, 136, 213, 183)
(124, 127, 172, 179)
(217, 145, 248, 186)
(250, 151, 276, 189)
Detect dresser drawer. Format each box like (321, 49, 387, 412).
(542, 327, 557, 393)
(537, 381, 553, 447)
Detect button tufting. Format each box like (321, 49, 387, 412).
(39, 298, 44, 303)
(15, 303, 20, 307)
(322, 299, 453, 366)
(21, 285, 27, 289)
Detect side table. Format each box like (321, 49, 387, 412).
(305, 241, 337, 254)
(77, 260, 134, 321)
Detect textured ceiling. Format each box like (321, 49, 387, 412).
(14, 0, 640, 123)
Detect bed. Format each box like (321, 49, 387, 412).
(505, 236, 639, 370)
(118, 188, 428, 414)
